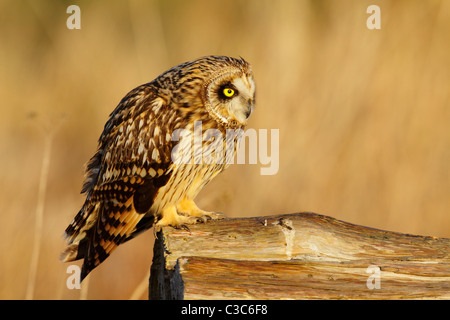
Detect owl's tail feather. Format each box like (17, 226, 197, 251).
(60, 234, 96, 282)
(60, 203, 104, 281)
(60, 244, 79, 262)
(60, 202, 99, 277)
(60, 235, 90, 262)
(61, 198, 146, 282)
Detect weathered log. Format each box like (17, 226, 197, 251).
(149, 212, 450, 299)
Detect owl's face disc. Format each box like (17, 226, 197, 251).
(204, 66, 256, 126)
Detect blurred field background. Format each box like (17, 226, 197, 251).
(0, 0, 449, 299)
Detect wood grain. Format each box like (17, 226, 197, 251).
(149, 213, 450, 299)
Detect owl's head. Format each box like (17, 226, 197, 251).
(201, 56, 255, 127)
(167, 56, 255, 127)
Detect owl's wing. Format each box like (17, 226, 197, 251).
(62, 85, 180, 281)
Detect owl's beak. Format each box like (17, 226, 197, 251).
(245, 99, 254, 119)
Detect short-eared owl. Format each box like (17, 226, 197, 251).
(61, 56, 255, 280)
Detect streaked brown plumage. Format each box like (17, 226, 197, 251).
(61, 56, 255, 281)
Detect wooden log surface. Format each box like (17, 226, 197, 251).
(149, 212, 450, 300)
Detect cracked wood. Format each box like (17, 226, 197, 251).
(149, 212, 450, 299)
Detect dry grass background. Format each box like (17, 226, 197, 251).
(0, 0, 449, 299)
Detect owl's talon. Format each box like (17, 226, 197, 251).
(179, 224, 191, 232)
(168, 223, 192, 232)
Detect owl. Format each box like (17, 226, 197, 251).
(61, 56, 255, 281)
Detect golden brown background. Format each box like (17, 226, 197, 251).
(1, 0, 449, 299)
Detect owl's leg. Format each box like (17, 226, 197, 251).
(155, 205, 206, 232)
(176, 197, 226, 221)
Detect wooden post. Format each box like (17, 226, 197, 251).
(149, 212, 450, 299)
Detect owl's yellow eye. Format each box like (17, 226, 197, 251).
(223, 88, 235, 98)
